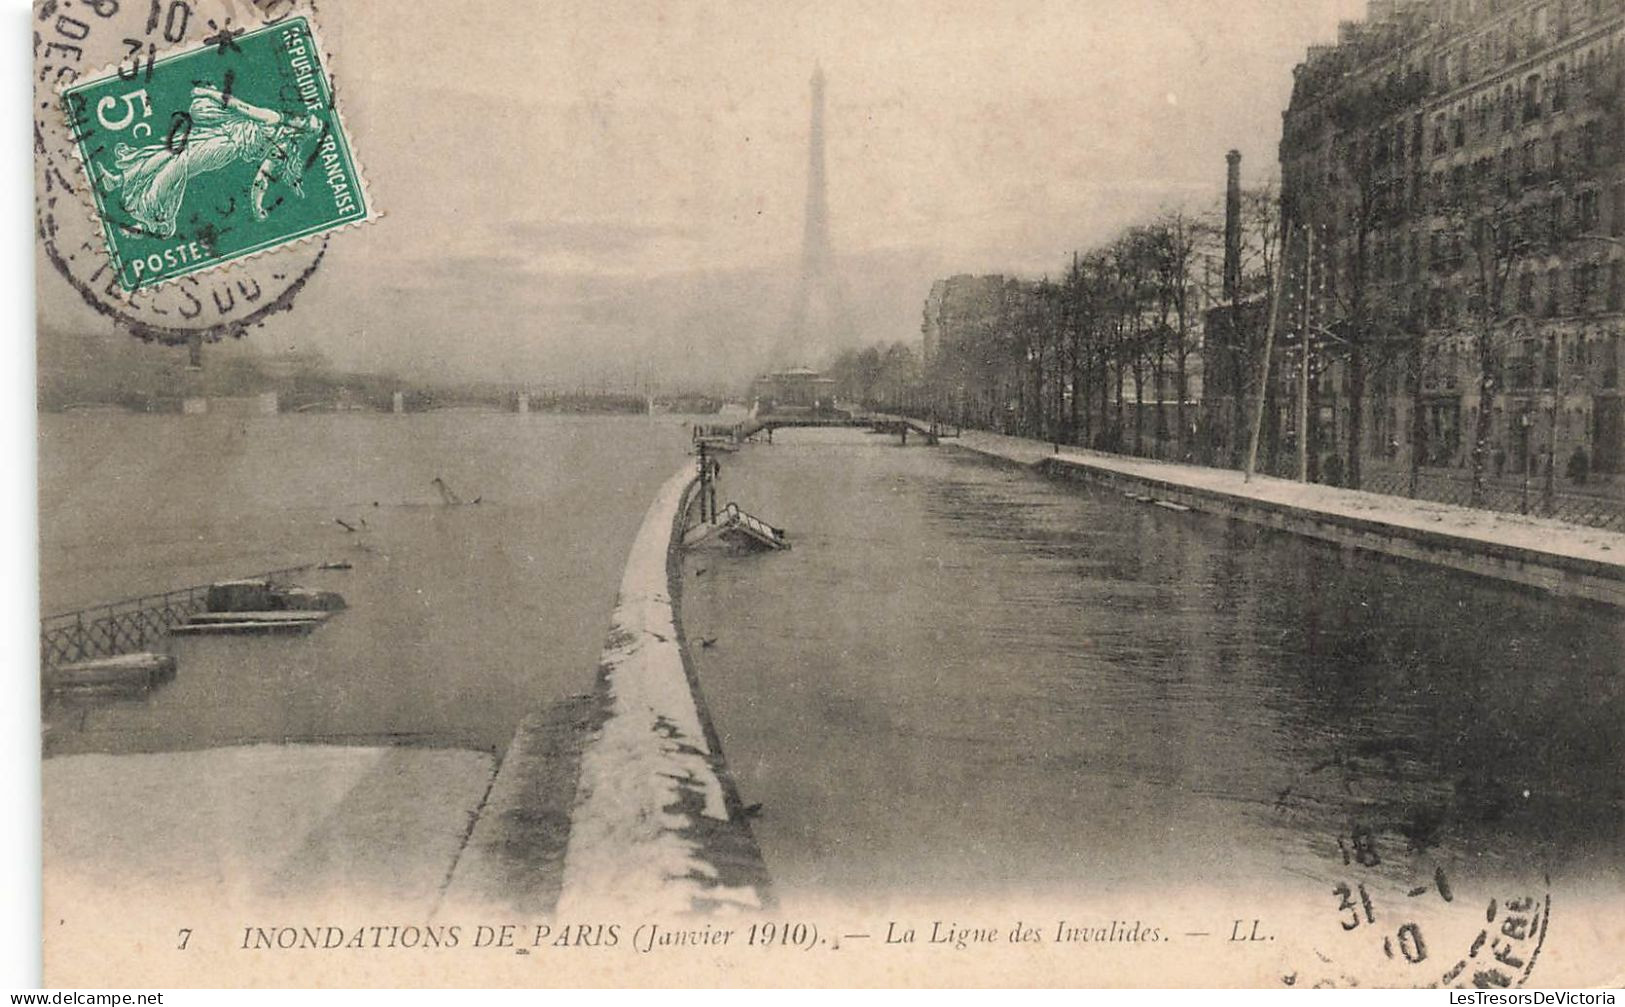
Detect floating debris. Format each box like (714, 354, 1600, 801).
(175, 611, 329, 635)
(683, 503, 790, 551)
(205, 578, 346, 616)
(432, 477, 483, 506)
(47, 652, 175, 692)
(276, 586, 348, 611)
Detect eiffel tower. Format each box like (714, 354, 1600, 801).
(774, 64, 852, 368)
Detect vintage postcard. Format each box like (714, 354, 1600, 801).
(31, 0, 1625, 989)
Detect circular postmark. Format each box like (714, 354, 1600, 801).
(1270, 741, 1553, 989)
(35, 0, 332, 344)
(1293, 825, 1551, 989)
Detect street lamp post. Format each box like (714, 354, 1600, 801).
(1546, 335, 1559, 515)
(1519, 410, 1532, 515)
(1295, 223, 1314, 483)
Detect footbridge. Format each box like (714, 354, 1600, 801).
(694, 411, 959, 447)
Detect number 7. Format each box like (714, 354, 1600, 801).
(176, 928, 191, 950)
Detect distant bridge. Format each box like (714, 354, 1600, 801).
(695, 411, 959, 446)
(282, 388, 655, 415)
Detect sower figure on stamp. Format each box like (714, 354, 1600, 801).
(94, 85, 323, 238)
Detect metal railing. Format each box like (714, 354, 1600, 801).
(40, 565, 312, 669)
(721, 503, 785, 545)
(1361, 470, 1625, 531)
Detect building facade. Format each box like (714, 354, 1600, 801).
(1279, 0, 1625, 485)
(753, 367, 837, 412)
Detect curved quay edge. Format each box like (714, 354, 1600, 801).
(554, 463, 774, 916)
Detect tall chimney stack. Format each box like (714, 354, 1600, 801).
(1223, 150, 1242, 303)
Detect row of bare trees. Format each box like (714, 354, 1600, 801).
(905, 44, 1621, 500)
(915, 192, 1285, 467)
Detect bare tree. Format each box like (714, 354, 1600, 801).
(1316, 71, 1431, 489)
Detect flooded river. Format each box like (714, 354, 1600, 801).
(680, 428, 1625, 919)
(39, 411, 694, 758)
(40, 414, 1625, 952)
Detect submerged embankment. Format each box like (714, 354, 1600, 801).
(449, 463, 770, 915)
(942, 426, 1625, 607)
(679, 426, 1624, 910)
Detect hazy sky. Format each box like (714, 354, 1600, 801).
(39, 0, 1372, 386)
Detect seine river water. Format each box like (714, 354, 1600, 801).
(679, 427, 1625, 914)
(39, 411, 694, 758)
(39, 413, 1625, 931)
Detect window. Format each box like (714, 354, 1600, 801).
(1435, 113, 1449, 154)
(1523, 74, 1542, 121)
(1609, 262, 1623, 311)
(1574, 263, 1597, 313)
(1581, 121, 1599, 166)
(1519, 271, 1536, 311)
(1552, 131, 1565, 173)
(1552, 63, 1568, 110)
(1579, 189, 1600, 233)
(1548, 266, 1563, 316)
(1430, 286, 1452, 325)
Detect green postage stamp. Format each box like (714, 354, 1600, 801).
(60, 15, 373, 290)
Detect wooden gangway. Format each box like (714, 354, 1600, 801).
(40, 565, 312, 670)
(718, 503, 789, 549)
(683, 502, 790, 550)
